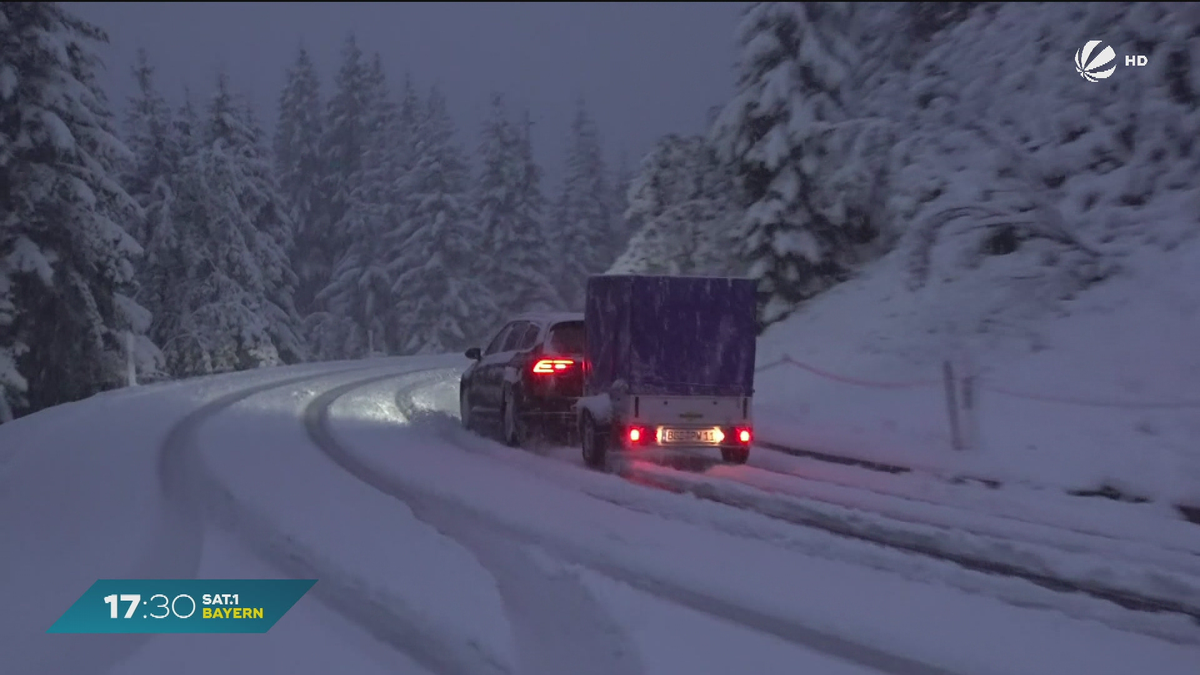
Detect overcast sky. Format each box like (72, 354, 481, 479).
(63, 2, 746, 191)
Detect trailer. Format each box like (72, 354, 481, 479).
(575, 274, 758, 468)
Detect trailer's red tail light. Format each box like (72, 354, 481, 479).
(627, 426, 645, 444)
(532, 358, 574, 374)
(736, 428, 752, 444)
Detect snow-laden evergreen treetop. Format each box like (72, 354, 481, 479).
(712, 2, 882, 327)
(274, 42, 324, 306)
(609, 134, 740, 278)
(555, 99, 617, 309)
(475, 93, 560, 321)
(309, 52, 399, 359)
(389, 86, 497, 353)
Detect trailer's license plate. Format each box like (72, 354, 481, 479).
(662, 428, 719, 444)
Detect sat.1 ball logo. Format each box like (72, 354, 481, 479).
(1075, 40, 1116, 82)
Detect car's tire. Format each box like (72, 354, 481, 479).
(721, 447, 750, 465)
(460, 388, 473, 431)
(580, 413, 609, 470)
(502, 386, 525, 448)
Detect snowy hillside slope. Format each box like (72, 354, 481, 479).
(755, 232, 1200, 506)
(752, 2, 1200, 508)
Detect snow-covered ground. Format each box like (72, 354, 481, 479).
(752, 233, 1200, 509)
(400, 371, 1200, 635)
(4, 357, 1197, 675)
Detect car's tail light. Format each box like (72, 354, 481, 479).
(532, 358, 574, 374)
(736, 427, 752, 444)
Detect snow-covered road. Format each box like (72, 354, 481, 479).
(2, 357, 1198, 675)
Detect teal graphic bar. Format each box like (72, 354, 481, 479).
(47, 579, 317, 634)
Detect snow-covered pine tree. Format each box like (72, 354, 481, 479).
(474, 94, 559, 323)
(905, 2, 981, 45)
(174, 86, 200, 159)
(135, 87, 202, 363)
(711, 2, 872, 327)
(274, 44, 325, 316)
(555, 99, 616, 309)
(302, 33, 369, 317)
(120, 48, 181, 381)
(623, 135, 703, 232)
(610, 151, 635, 241)
(389, 87, 497, 354)
(237, 97, 306, 363)
(474, 92, 517, 327)
(609, 134, 740, 277)
(0, 2, 158, 420)
(380, 73, 423, 248)
(152, 72, 304, 375)
(122, 48, 176, 243)
(513, 109, 567, 310)
(393, 74, 422, 193)
(310, 53, 398, 359)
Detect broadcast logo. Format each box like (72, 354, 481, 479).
(1075, 40, 1148, 82)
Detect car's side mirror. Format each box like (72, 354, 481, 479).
(464, 347, 482, 361)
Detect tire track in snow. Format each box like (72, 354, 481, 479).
(616, 465, 1200, 627)
(735, 456, 1200, 563)
(181, 364, 511, 675)
(313, 372, 965, 675)
(426, 503, 645, 675)
(307, 370, 642, 675)
(154, 364, 389, 578)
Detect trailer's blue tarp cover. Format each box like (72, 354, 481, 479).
(584, 275, 757, 397)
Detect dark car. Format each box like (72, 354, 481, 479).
(460, 312, 586, 447)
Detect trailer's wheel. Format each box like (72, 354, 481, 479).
(722, 447, 750, 465)
(580, 413, 608, 470)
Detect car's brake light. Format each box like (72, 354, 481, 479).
(736, 428, 752, 444)
(532, 358, 575, 374)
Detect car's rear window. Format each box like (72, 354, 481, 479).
(545, 321, 585, 354)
